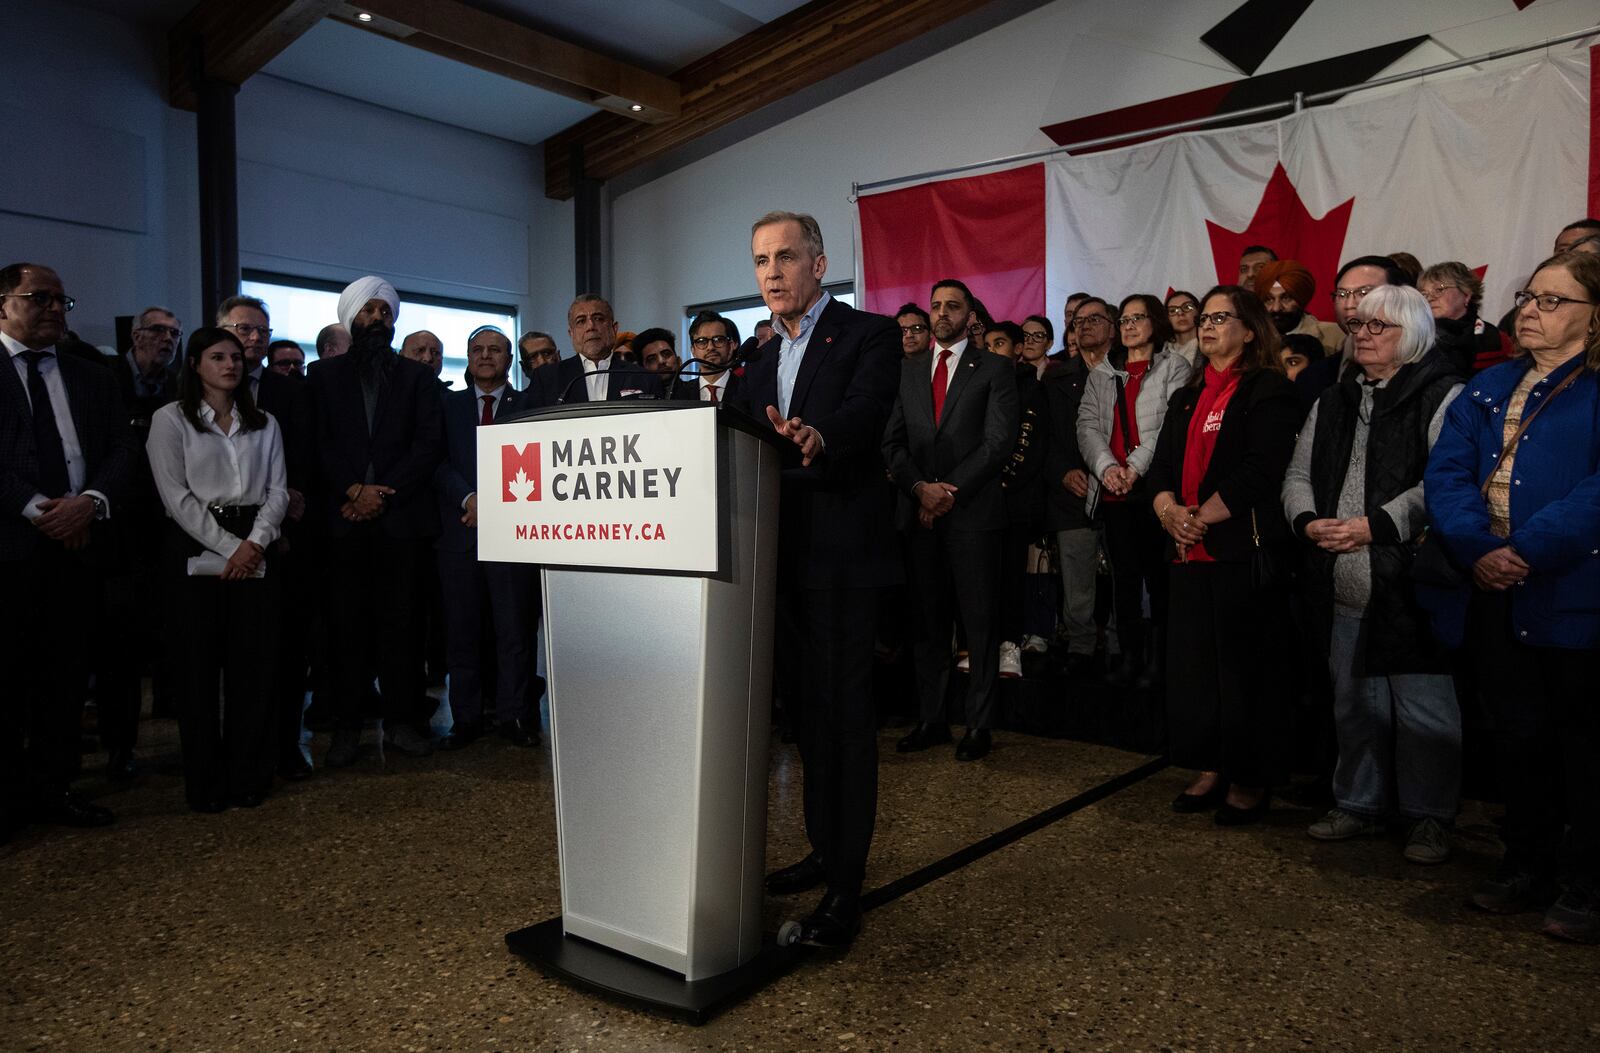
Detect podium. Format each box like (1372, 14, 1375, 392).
(476, 400, 798, 1022)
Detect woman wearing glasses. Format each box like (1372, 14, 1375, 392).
(1147, 286, 1300, 824)
(146, 328, 288, 814)
(1077, 294, 1193, 697)
(1165, 290, 1201, 366)
(1019, 315, 1056, 379)
(1282, 285, 1464, 864)
(1418, 261, 1512, 376)
(1426, 252, 1600, 943)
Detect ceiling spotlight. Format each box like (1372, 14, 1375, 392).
(630, 104, 643, 112)
(356, 11, 373, 20)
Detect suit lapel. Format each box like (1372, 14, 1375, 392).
(787, 300, 840, 420)
(935, 347, 980, 431)
(566, 357, 590, 403)
(58, 355, 95, 457)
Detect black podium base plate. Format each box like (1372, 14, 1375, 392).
(505, 917, 805, 1025)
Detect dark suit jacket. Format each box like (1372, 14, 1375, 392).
(1, 348, 135, 562)
(1145, 368, 1300, 562)
(669, 370, 745, 405)
(254, 368, 313, 494)
(525, 353, 665, 408)
(729, 298, 902, 590)
(435, 384, 535, 554)
(1041, 355, 1093, 532)
(882, 343, 1020, 533)
(306, 350, 443, 540)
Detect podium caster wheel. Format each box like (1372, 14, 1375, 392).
(777, 921, 803, 947)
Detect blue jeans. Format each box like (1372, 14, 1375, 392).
(1329, 612, 1461, 821)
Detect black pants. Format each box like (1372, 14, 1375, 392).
(273, 536, 313, 762)
(1470, 591, 1599, 881)
(174, 571, 279, 805)
(1166, 561, 1290, 787)
(95, 555, 165, 754)
(999, 520, 1034, 644)
(777, 585, 879, 898)
(1101, 498, 1168, 660)
(1, 545, 94, 808)
(438, 548, 539, 727)
(907, 524, 1002, 728)
(324, 529, 428, 730)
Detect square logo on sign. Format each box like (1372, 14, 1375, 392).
(501, 443, 541, 501)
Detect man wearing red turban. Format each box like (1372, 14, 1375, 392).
(1255, 260, 1342, 355)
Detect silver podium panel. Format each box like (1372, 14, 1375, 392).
(542, 425, 777, 981)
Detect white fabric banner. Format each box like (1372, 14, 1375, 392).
(1044, 53, 1591, 328)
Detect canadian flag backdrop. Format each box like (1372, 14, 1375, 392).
(858, 50, 1596, 331)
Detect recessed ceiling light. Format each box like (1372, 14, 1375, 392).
(630, 104, 643, 112)
(356, 11, 373, 20)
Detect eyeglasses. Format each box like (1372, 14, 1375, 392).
(1022, 331, 1050, 343)
(1513, 290, 1598, 312)
(1418, 284, 1459, 302)
(898, 325, 928, 337)
(1072, 315, 1109, 329)
(1117, 313, 1149, 328)
(221, 322, 271, 339)
(1196, 311, 1239, 328)
(4, 291, 75, 311)
(1341, 318, 1403, 336)
(137, 324, 181, 338)
(691, 334, 733, 349)
(1167, 303, 1197, 316)
(1331, 285, 1376, 302)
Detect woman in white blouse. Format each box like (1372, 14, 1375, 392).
(147, 327, 288, 813)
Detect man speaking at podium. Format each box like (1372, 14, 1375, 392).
(731, 211, 901, 948)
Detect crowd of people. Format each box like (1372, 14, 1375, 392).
(3, 209, 1598, 948)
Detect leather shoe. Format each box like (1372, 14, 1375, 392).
(34, 792, 115, 827)
(277, 753, 314, 781)
(896, 722, 951, 753)
(106, 748, 138, 782)
(1215, 794, 1271, 827)
(439, 722, 484, 751)
(955, 728, 992, 761)
(324, 728, 361, 768)
(499, 719, 539, 747)
(799, 890, 862, 949)
(766, 852, 827, 895)
(1171, 784, 1228, 813)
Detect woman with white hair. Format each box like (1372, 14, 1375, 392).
(1282, 284, 1465, 863)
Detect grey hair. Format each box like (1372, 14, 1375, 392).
(1418, 260, 1483, 313)
(751, 211, 824, 258)
(569, 293, 613, 321)
(136, 305, 179, 328)
(1356, 284, 1435, 364)
(215, 294, 268, 324)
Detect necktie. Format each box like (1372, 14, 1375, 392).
(706, 382, 718, 404)
(931, 349, 952, 424)
(21, 351, 72, 497)
(480, 394, 495, 425)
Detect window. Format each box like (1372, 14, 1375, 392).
(240, 271, 517, 389)
(681, 283, 853, 369)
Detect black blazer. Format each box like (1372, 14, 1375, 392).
(1041, 355, 1092, 532)
(669, 370, 745, 405)
(729, 298, 903, 590)
(255, 368, 313, 495)
(1145, 368, 1300, 562)
(526, 353, 665, 407)
(0, 348, 135, 562)
(306, 351, 443, 539)
(883, 344, 1019, 532)
(435, 384, 535, 554)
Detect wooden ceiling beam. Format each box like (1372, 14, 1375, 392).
(169, 0, 342, 110)
(329, 0, 681, 123)
(540, 0, 999, 200)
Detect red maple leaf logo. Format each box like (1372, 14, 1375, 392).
(1206, 164, 1353, 300)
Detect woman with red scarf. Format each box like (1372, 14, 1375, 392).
(1146, 286, 1301, 825)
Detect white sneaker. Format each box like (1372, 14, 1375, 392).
(1021, 634, 1050, 654)
(998, 641, 1022, 678)
(956, 651, 970, 672)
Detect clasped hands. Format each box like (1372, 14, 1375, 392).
(32, 494, 94, 550)
(1158, 501, 1207, 557)
(1102, 464, 1139, 496)
(765, 406, 824, 467)
(222, 539, 264, 581)
(341, 483, 394, 522)
(1304, 516, 1373, 554)
(1472, 545, 1529, 591)
(913, 480, 958, 529)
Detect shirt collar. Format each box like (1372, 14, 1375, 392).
(2, 331, 52, 359)
(582, 354, 611, 373)
(934, 336, 969, 357)
(782, 290, 831, 342)
(477, 382, 507, 402)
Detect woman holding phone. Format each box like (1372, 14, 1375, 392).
(147, 327, 288, 813)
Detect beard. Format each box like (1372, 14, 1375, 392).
(350, 319, 396, 359)
(1270, 309, 1304, 335)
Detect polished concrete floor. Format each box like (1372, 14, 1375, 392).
(3, 714, 1597, 1052)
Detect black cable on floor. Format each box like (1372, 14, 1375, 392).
(860, 754, 1170, 912)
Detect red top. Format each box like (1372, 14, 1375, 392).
(1104, 358, 1151, 504)
(1177, 365, 1242, 563)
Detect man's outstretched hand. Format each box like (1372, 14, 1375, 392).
(766, 405, 824, 467)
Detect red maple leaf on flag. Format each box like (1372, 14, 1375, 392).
(1206, 164, 1353, 300)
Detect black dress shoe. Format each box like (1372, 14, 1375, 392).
(277, 753, 315, 780)
(35, 792, 115, 828)
(106, 748, 138, 782)
(439, 722, 484, 751)
(1171, 784, 1228, 813)
(955, 728, 992, 762)
(1215, 794, 1270, 827)
(799, 890, 862, 949)
(766, 852, 827, 895)
(896, 722, 951, 753)
(232, 792, 266, 808)
(499, 719, 539, 747)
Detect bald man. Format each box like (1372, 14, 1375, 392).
(400, 329, 443, 378)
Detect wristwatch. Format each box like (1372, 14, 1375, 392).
(88, 494, 107, 521)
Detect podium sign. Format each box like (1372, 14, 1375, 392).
(476, 404, 719, 572)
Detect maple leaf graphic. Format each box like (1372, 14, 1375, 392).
(507, 468, 537, 502)
(1206, 164, 1353, 300)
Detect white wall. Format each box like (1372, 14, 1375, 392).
(609, 0, 1600, 330)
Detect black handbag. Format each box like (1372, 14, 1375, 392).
(1409, 527, 1465, 588)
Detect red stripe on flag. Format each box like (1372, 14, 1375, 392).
(858, 164, 1046, 324)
